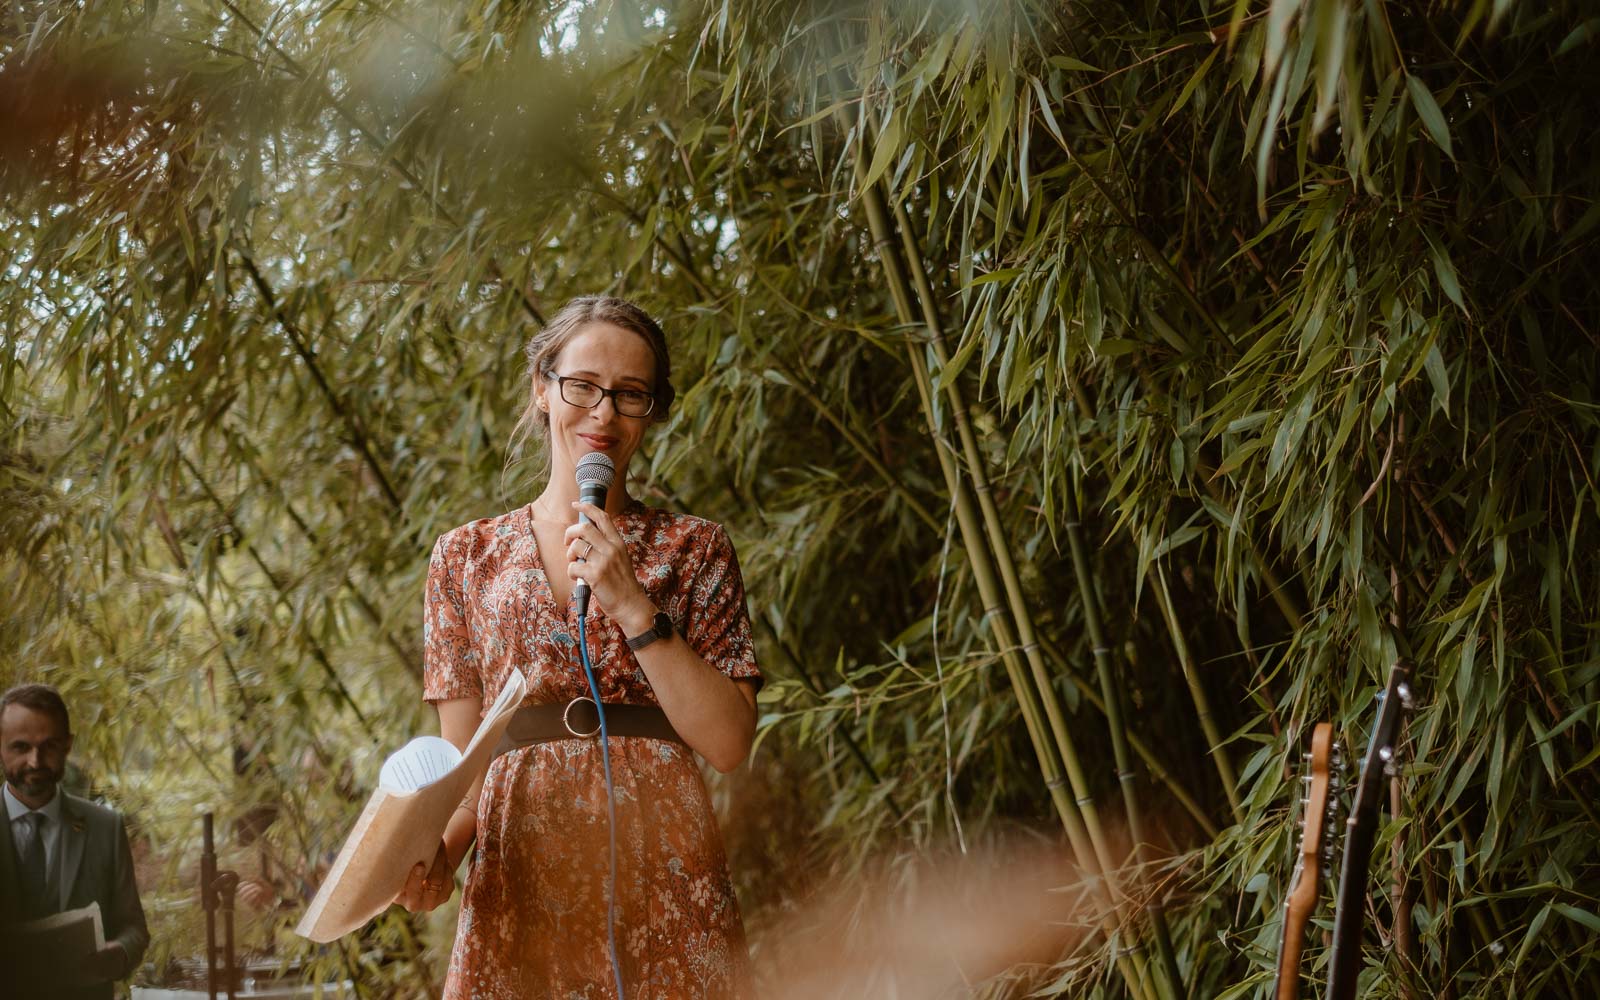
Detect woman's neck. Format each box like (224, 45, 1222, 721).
(533, 480, 633, 524)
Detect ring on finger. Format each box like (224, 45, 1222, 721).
(582, 541, 595, 559)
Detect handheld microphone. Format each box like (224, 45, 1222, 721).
(573, 451, 615, 617)
(571, 449, 626, 998)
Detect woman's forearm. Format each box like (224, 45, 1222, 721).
(443, 798, 479, 869)
(437, 697, 487, 867)
(612, 596, 756, 771)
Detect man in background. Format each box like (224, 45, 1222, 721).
(0, 683, 149, 999)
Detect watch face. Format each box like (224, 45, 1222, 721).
(653, 612, 673, 638)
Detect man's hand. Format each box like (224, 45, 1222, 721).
(394, 840, 455, 913)
(87, 942, 127, 981)
(238, 876, 279, 912)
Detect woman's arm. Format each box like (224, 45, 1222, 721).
(436, 697, 487, 862)
(566, 503, 759, 772)
(395, 696, 483, 912)
(608, 614, 758, 773)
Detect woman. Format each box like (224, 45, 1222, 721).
(398, 296, 763, 999)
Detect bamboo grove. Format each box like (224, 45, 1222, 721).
(3, 0, 1598, 996)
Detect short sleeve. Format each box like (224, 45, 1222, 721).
(682, 523, 763, 691)
(422, 531, 483, 703)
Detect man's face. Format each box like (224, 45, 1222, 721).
(0, 704, 72, 806)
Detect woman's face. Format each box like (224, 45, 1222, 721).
(535, 321, 658, 483)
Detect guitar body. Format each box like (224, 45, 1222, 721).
(1272, 722, 1335, 1000)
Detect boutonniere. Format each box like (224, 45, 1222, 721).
(69, 816, 87, 834)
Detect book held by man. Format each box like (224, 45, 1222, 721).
(1, 901, 106, 988)
(295, 671, 527, 942)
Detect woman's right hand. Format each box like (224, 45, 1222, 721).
(395, 840, 455, 913)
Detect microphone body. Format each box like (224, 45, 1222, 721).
(578, 479, 608, 520)
(573, 452, 615, 617)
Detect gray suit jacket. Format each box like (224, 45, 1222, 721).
(0, 792, 150, 1000)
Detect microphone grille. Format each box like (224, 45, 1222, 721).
(575, 451, 616, 489)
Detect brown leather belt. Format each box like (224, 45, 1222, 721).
(492, 697, 684, 759)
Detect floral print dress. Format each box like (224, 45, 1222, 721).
(422, 500, 762, 999)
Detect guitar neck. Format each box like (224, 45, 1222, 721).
(1273, 722, 1335, 1000)
(1326, 786, 1380, 998)
(1325, 662, 1411, 1000)
(1273, 891, 1311, 1000)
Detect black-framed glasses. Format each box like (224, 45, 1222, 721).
(546, 373, 657, 417)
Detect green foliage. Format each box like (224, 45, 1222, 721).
(3, 0, 1598, 996)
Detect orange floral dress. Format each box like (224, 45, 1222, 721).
(422, 500, 762, 999)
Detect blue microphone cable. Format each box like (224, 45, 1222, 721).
(577, 611, 626, 999)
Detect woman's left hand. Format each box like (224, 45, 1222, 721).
(566, 502, 651, 622)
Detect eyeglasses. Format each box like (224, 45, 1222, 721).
(545, 373, 657, 418)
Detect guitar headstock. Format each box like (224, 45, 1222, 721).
(1318, 738, 1345, 879)
(1275, 721, 1344, 999)
(1295, 725, 1338, 850)
(1324, 660, 1420, 1000)
(1295, 726, 1345, 872)
(1349, 661, 1414, 826)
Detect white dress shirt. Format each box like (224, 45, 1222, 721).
(5, 782, 64, 893)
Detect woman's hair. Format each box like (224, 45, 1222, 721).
(507, 295, 676, 466)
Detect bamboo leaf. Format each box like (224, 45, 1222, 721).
(1553, 903, 1600, 935)
(1406, 74, 1455, 159)
(1266, 390, 1316, 482)
(1311, 0, 1349, 133)
(862, 108, 903, 191)
(1423, 344, 1451, 414)
(1046, 55, 1101, 73)
(1556, 19, 1600, 56)
(1265, 0, 1303, 80)
(1426, 232, 1467, 312)
(1165, 48, 1220, 124)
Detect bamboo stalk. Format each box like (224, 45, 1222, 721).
(851, 151, 1154, 1000)
(1036, 635, 1222, 839)
(884, 193, 1179, 994)
(1063, 484, 1187, 996)
(885, 194, 1123, 873)
(856, 174, 1074, 841)
(1148, 564, 1245, 822)
(237, 252, 405, 514)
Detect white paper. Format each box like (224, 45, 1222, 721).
(295, 670, 528, 942)
(379, 736, 462, 791)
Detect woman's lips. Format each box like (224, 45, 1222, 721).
(578, 434, 618, 450)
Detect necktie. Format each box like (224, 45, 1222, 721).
(16, 812, 52, 919)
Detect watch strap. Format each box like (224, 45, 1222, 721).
(626, 611, 673, 651)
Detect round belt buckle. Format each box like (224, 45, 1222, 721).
(562, 697, 601, 739)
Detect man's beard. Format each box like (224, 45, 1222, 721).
(4, 764, 61, 800)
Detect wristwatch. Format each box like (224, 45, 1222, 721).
(625, 611, 675, 651)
